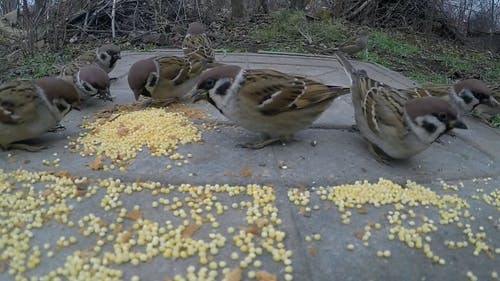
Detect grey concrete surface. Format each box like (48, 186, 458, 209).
(0, 50, 498, 281)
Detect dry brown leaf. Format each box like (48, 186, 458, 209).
(182, 223, 202, 238)
(116, 126, 129, 136)
(167, 103, 207, 120)
(0, 260, 7, 273)
(55, 170, 72, 178)
(309, 246, 318, 256)
(357, 207, 368, 214)
(245, 224, 261, 236)
(126, 209, 143, 221)
(113, 224, 123, 234)
(355, 231, 364, 239)
(256, 271, 277, 281)
(224, 267, 242, 281)
(88, 156, 104, 170)
(299, 207, 311, 217)
(78, 250, 95, 261)
(120, 230, 133, 243)
(74, 188, 87, 197)
(241, 167, 252, 177)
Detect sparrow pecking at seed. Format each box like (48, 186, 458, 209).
(128, 55, 219, 106)
(336, 52, 467, 163)
(75, 44, 122, 74)
(331, 29, 370, 57)
(0, 78, 80, 151)
(182, 22, 215, 63)
(60, 64, 112, 101)
(190, 64, 351, 149)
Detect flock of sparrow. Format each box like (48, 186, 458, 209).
(0, 22, 498, 163)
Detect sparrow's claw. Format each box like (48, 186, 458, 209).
(367, 143, 393, 166)
(7, 143, 46, 152)
(48, 123, 66, 132)
(237, 135, 298, 149)
(237, 138, 282, 149)
(349, 124, 360, 133)
(150, 98, 179, 108)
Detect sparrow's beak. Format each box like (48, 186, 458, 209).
(134, 90, 140, 101)
(72, 103, 81, 111)
(486, 96, 500, 107)
(450, 119, 468, 130)
(100, 89, 113, 101)
(191, 88, 208, 103)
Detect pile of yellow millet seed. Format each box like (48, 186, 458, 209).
(70, 108, 202, 169)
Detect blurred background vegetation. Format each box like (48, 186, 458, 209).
(0, 0, 498, 90)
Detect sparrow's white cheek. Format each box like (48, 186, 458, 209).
(412, 115, 446, 143)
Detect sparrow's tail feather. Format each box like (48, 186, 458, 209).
(335, 52, 354, 74)
(335, 51, 354, 87)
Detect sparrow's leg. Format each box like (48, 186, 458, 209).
(98, 93, 114, 102)
(7, 143, 46, 152)
(471, 111, 495, 127)
(48, 123, 66, 132)
(238, 138, 283, 149)
(238, 135, 298, 149)
(367, 143, 392, 165)
(146, 98, 179, 108)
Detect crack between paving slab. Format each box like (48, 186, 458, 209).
(270, 145, 315, 279)
(193, 119, 355, 131)
(450, 133, 497, 162)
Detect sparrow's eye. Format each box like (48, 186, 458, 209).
(202, 79, 216, 89)
(461, 93, 473, 104)
(436, 112, 448, 122)
(100, 54, 107, 60)
(422, 120, 437, 134)
(56, 102, 67, 112)
(473, 91, 487, 101)
(83, 84, 93, 92)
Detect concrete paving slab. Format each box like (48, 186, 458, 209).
(1, 50, 499, 281)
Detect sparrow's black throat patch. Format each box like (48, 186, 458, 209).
(215, 81, 232, 96)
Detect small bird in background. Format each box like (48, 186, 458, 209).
(182, 22, 215, 63)
(128, 55, 219, 106)
(418, 79, 499, 125)
(190, 64, 351, 149)
(336, 52, 467, 163)
(75, 44, 122, 74)
(60, 64, 112, 101)
(331, 29, 370, 57)
(0, 78, 80, 151)
(422, 79, 498, 112)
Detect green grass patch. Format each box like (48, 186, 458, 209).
(368, 31, 419, 57)
(15, 49, 73, 79)
(253, 10, 348, 52)
(492, 115, 500, 128)
(406, 71, 451, 85)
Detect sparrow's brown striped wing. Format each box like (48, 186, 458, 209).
(0, 80, 40, 124)
(240, 70, 336, 115)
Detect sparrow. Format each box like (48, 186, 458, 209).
(417, 79, 499, 125)
(0, 78, 80, 151)
(128, 56, 217, 106)
(336, 52, 467, 162)
(60, 64, 112, 101)
(75, 44, 122, 73)
(331, 30, 370, 56)
(182, 22, 215, 63)
(423, 79, 498, 112)
(190, 64, 351, 149)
